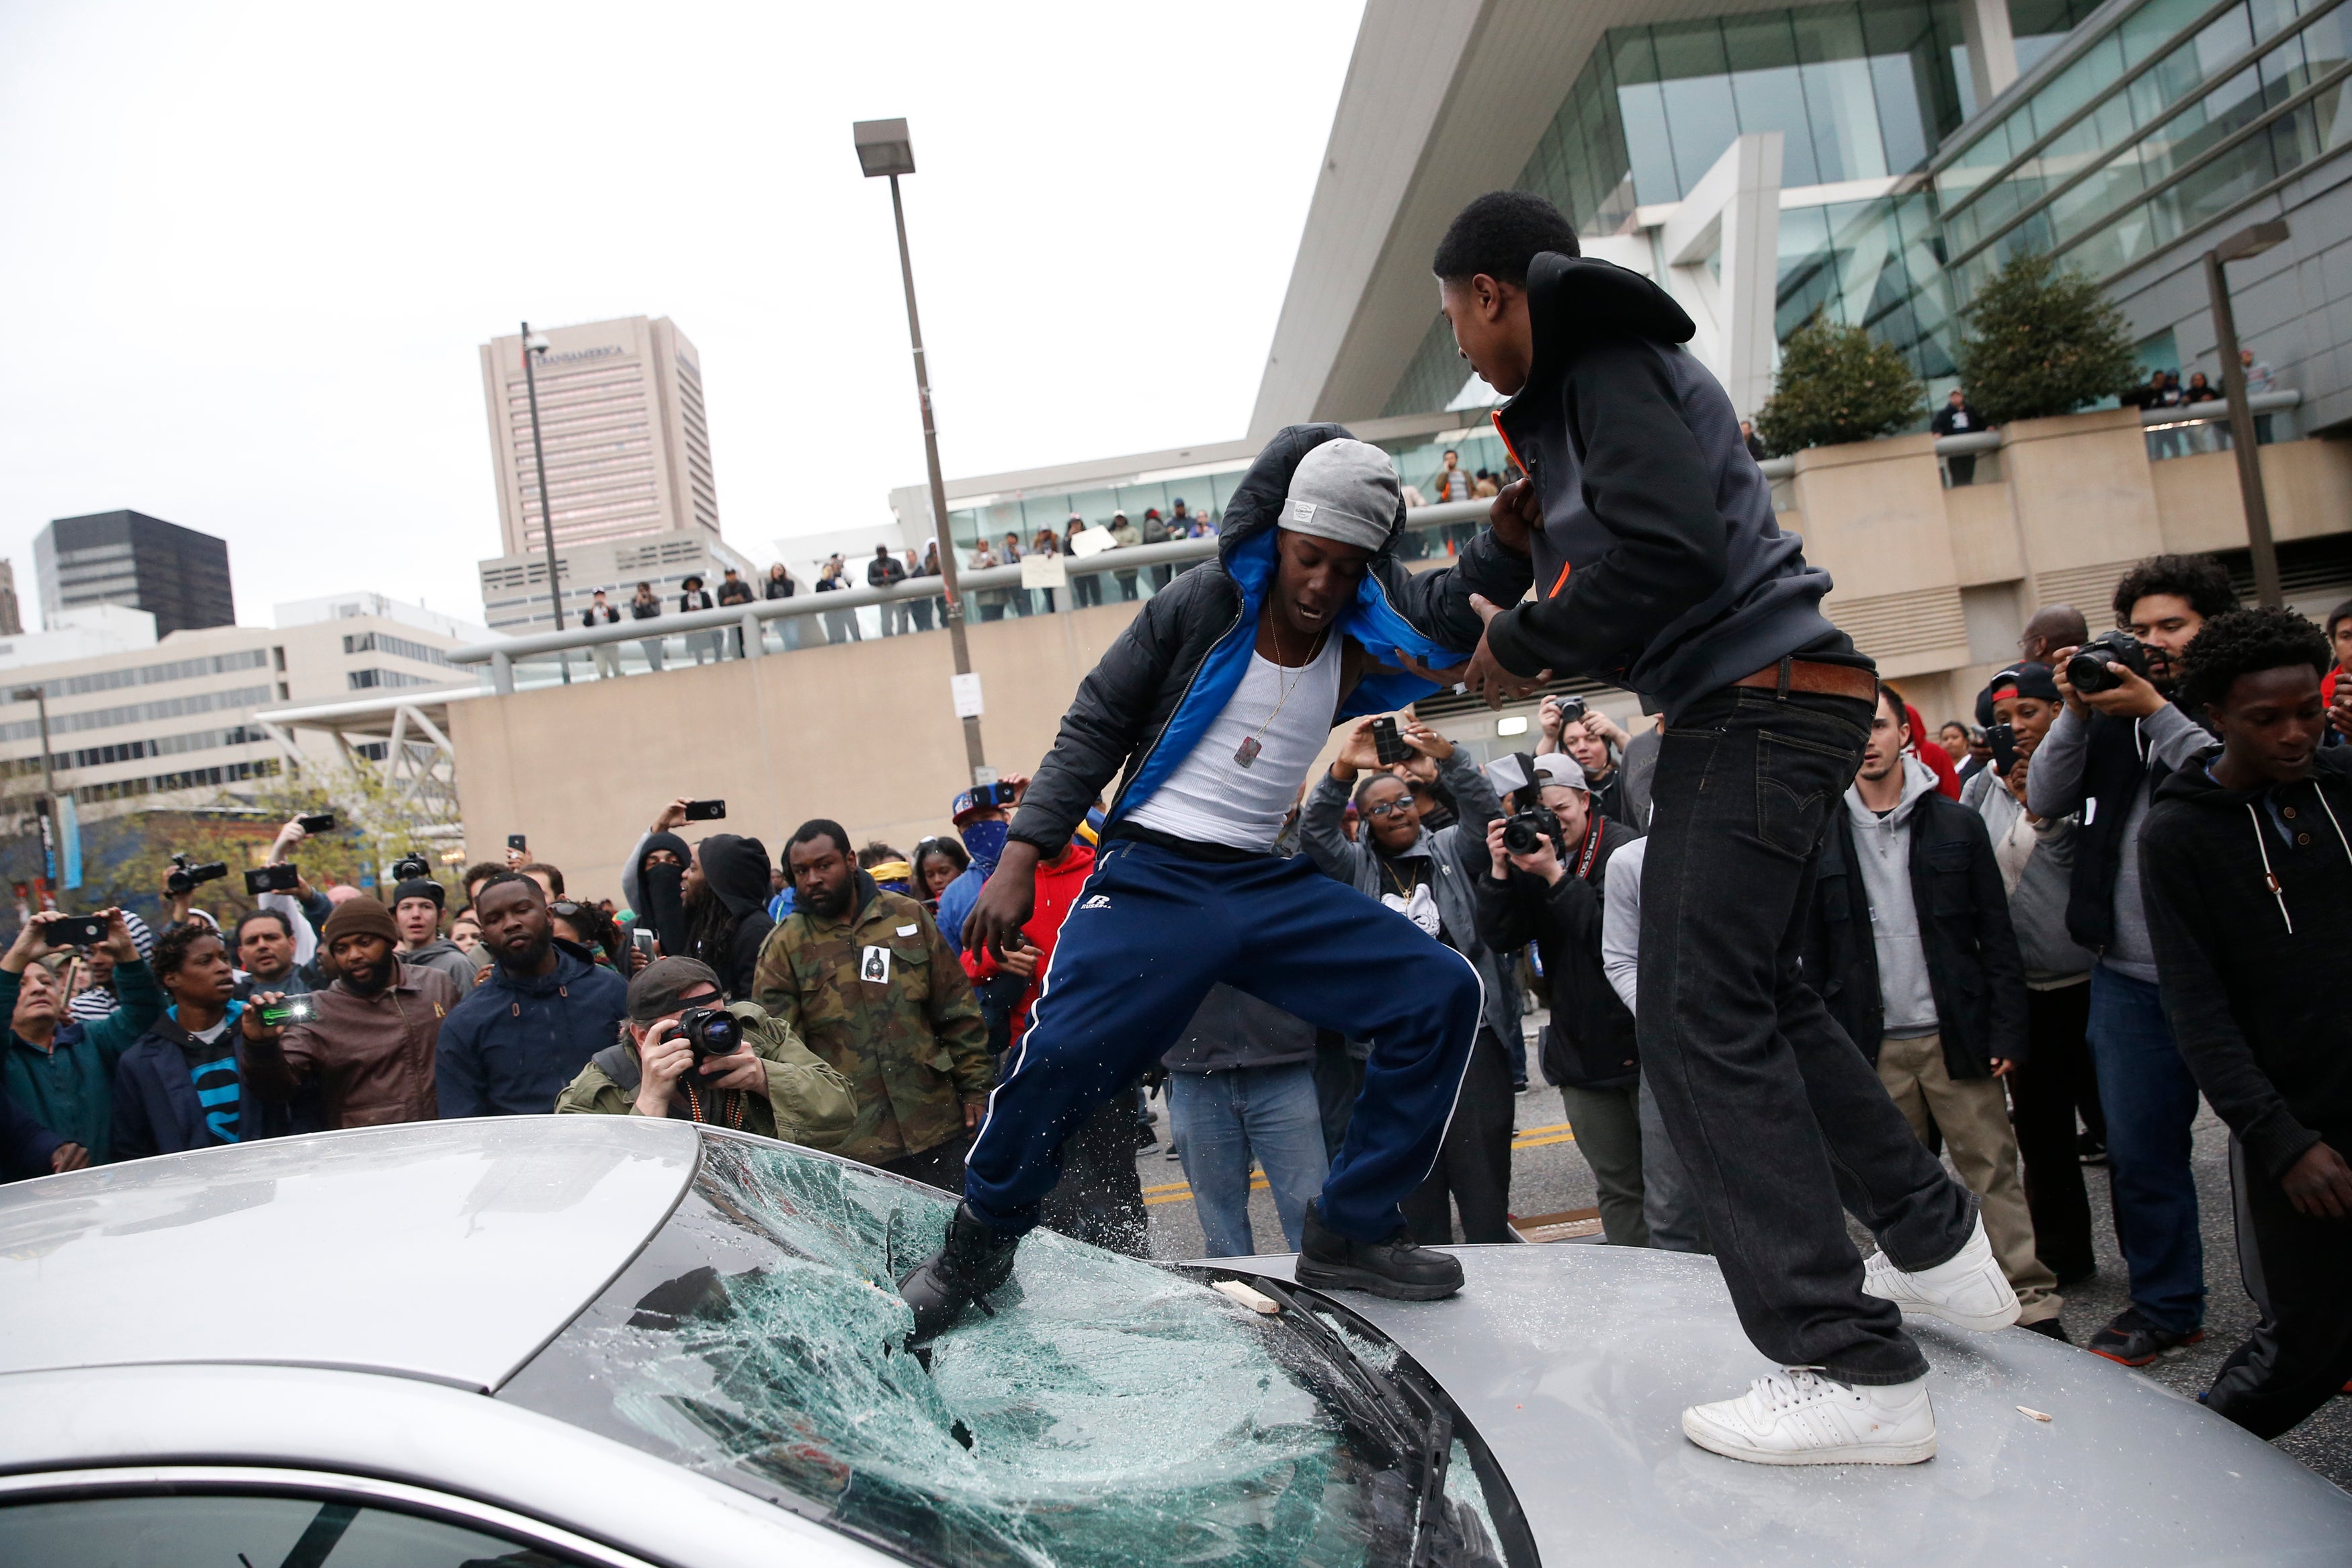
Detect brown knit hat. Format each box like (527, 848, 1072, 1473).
(321, 896, 399, 948)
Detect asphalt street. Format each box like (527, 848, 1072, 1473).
(1132, 1049, 2350, 1489)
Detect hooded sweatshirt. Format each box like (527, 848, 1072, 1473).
(691, 832, 777, 1000)
(398, 937, 477, 996)
(1844, 754, 1942, 1038)
(1962, 765, 2095, 987)
(2141, 746, 2352, 1180)
(1484, 254, 1859, 718)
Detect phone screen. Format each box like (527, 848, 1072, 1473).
(507, 834, 528, 851)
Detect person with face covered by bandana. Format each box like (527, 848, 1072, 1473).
(620, 799, 697, 961)
(933, 777, 1030, 959)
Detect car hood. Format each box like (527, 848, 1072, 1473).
(1232, 1246, 2351, 1565)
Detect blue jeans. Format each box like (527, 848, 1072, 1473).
(966, 838, 1482, 1242)
(1167, 1064, 1330, 1256)
(2087, 964, 2206, 1333)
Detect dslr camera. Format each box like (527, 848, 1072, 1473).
(165, 853, 229, 897)
(2066, 629, 2148, 695)
(390, 851, 433, 882)
(1503, 805, 1565, 857)
(675, 1006, 745, 1065)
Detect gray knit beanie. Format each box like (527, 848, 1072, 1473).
(1279, 439, 1399, 554)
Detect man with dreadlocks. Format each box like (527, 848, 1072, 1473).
(2142, 606, 2352, 1440)
(680, 833, 776, 1000)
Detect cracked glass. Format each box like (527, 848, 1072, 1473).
(501, 1133, 1513, 1568)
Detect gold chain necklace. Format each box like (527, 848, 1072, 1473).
(1234, 620, 1329, 769)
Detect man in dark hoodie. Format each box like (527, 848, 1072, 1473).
(681, 833, 775, 1000)
(435, 873, 628, 1117)
(2142, 607, 2352, 1439)
(1427, 189, 2003, 1466)
(112, 924, 292, 1158)
(903, 429, 1535, 1344)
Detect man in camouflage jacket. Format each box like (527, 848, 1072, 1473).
(756, 826, 991, 1190)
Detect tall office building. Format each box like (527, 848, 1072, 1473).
(478, 316, 720, 556)
(34, 511, 235, 637)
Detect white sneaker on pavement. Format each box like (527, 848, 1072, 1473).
(1681, 1369, 1936, 1465)
(1861, 1215, 2021, 1332)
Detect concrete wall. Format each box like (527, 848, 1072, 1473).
(448, 413, 2352, 904)
(447, 603, 1151, 905)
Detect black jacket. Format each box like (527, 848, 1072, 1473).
(2067, 707, 2196, 953)
(1162, 984, 1317, 1074)
(1930, 400, 1987, 437)
(2142, 748, 2352, 1181)
(436, 941, 630, 1117)
(692, 832, 778, 1000)
(1804, 789, 2027, 1079)
(580, 603, 620, 628)
(628, 595, 661, 621)
(1474, 815, 1642, 1090)
(112, 1006, 294, 1159)
(1007, 425, 1534, 854)
(1484, 254, 1857, 720)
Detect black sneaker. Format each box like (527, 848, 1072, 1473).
(2019, 1317, 2072, 1344)
(2087, 1307, 2202, 1366)
(2077, 1133, 2108, 1166)
(1295, 1201, 1464, 1301)
(898, 1203, 1022, 1345)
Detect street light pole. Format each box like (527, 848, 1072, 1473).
(2204, 220, 2290, 608)
(13, 685, 56, 884)
(520, 320, 571, 682)
(855, 118, 987, 783)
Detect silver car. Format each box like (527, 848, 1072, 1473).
(0, 1117, 2343, 1567)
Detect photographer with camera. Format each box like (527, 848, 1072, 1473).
(1, 910, 161, 1172)
(2140, 608, 2352, 1438)
(1803, 686, 2062, 1337)
(437, 872, 630, 1119)
(1473, 752, 1649, 1246)
(390, 876, 476, 997)
(1301, 713, 1518, 1244)
(1540, 696, 1633, 826)
(112, 924, 295, 1158)
(243, 894, 460, 1129)
(1957, 663, 2101, 1288)
(555, 957, 853, 1143)
(2027, 553, 2233, 1365)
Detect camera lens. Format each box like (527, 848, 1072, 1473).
(1503, 816, 1542, 855)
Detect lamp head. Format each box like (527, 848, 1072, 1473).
(2214, 220, 2290, 264)
(853, 118, 915, 178)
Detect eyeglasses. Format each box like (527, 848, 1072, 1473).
(1363, 800, 1415, 820)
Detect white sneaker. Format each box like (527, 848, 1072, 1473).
(1682, 1370, 1936, 1465)
(1861, 1216, 2021, 1332)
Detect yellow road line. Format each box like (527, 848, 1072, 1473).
(1512, 1130, 1577, 1149)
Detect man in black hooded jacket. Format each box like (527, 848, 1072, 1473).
(1427, 190, 2004, 1467)
(2142, 607, 2352, 1439)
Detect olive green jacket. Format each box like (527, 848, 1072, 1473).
(751, 873, 991, 1164)
(552, 999, 856, 1149)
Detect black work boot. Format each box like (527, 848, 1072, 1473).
(898, 1203, 1023, 1344)
(1295, 1201, 1464, 1301)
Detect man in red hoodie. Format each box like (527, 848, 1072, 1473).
(1904, 700, 1962, 799)
(960, 837, 1146, 1254)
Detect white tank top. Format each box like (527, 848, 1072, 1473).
(1126, 634, 1343, 852)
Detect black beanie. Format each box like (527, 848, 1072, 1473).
(392, 877, 446, 910)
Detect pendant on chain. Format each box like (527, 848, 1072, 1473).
(1234, 736, 1262, 768)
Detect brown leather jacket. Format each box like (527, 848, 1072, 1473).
(251, 962, 460, 1129)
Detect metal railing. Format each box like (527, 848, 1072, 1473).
(1753, 388, 2302, 480)
(451, 500, 1494, 693)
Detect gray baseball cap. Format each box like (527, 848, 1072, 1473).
(1280, 439, 1399, 554)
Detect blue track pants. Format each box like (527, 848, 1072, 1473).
(964, 837, 1484, 1243)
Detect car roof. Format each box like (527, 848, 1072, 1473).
(0, 1117, 696, 1391)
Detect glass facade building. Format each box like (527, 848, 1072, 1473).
(1380, 0, 2349, 421)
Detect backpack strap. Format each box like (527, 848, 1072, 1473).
(592, 1042, 641, 1092)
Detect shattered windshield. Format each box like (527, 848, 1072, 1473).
(501, 1132, 1513, 1568)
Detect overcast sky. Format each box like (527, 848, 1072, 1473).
(0, 1, 1363, 629)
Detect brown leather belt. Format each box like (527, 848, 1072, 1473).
(1729, 657, 1878, 703)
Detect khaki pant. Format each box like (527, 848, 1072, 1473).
(1876, 1033, 2061, 1325)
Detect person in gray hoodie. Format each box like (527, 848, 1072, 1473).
(1806, 687, 2061, 1336)
(390, 879, 476, 998)
(1960, 663, 2099, 1285)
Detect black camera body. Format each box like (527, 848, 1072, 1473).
(166, 853, 228, 896)
(1503, 807, 1564, 857)
(390, 852, 433, 882)
(677, 1006, 745, 1065)
(245, 864, 301, 896)
(2066, 629, 2148, 695)
(969, 782, 1019, 812)
(1553, 695, 1587, 726)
